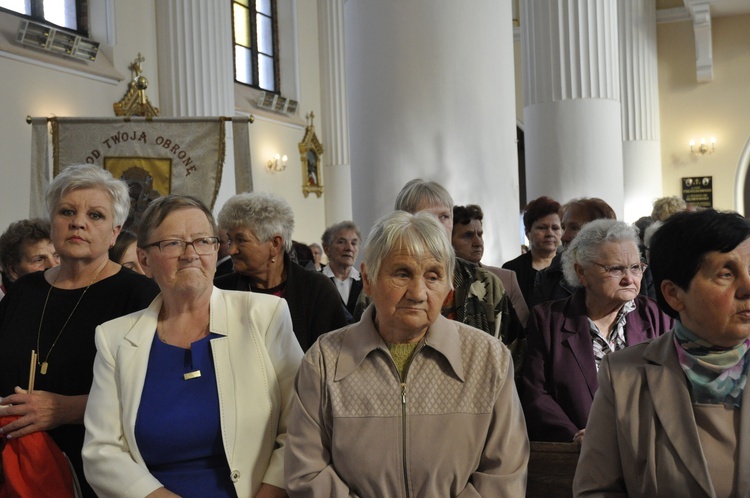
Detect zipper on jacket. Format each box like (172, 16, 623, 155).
(385, 342, 421, 498)
(398, 346, 420, 498)
(401, 381, 410, 498)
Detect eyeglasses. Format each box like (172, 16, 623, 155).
(144, 237, 220, 257)
(592, 262, 648, 278)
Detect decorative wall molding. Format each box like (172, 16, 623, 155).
(687, 2, 714, 82)
(521, 0, 620, 105)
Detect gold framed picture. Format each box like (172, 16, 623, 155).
(299, 112, 324, 198)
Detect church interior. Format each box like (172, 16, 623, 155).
(0, 0, 748, 266)
(2, 2, 750, 496)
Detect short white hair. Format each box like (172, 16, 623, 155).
(46, 164, 130, 227)
(562, 219, 639, 287)
(217, 192, 295, 253)
(363, 210, 454, 288)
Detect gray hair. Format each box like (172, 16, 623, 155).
(394, 179, 454, 214)
(651, 196, 686, 222)
(217, 192, 295, 252)
(46, 164, 130, 227)
(137, 195, 218, 248)
(322, 221, 361, 248)
(308, 242, 322, 253)
(363, 210, 455, 287)
(562, 219, 640, 287)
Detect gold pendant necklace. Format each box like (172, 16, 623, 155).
(157, 310, 209, 380)
(36, 259, 108, 375)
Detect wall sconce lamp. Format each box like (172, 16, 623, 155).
(267, 154, 288, 172)
(690, 137, 716, 156)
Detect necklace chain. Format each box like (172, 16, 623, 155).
(36, 259, 109, 375)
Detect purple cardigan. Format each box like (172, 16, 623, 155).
(520, 288, 674, 442)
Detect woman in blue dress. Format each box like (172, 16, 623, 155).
(82, 195, 303, 498)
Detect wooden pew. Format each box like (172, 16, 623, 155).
(526, 441, 581, 497)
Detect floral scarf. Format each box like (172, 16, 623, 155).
(673, 321, 750, 408)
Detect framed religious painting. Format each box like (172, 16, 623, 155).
(299, 112, 324, 198)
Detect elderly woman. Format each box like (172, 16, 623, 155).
(0, 164, 159, 497)
(285, 211, 529, 497)
(574, 210, 750, 496)
(521, 219, 673, 443)
(529, 197, 617, 307)
(0, 218, 59, 298)
(502, 196, 562, 305)
(394, 179, 521, 342)
(651, 195, 687, 222)
(321, 221, 362, 318)
(214, 192, 347, 351)
(109, 229, 146, 275)
(82, 195, 303, 498)
(308, 242, 324, 271)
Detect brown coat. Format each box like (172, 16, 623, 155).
(483, 264, 530, 327)
(574, 330, 750, 497)
(285, 306, 529, 497)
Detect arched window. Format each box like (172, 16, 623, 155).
(232, 0, 279, 93)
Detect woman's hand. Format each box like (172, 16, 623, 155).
(0, 387, 87, 438)
(255, 483, 287, 498)
(573, 428, 586, 445)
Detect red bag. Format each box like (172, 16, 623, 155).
(0, 416, 75, 498)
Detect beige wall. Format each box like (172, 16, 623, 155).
(238, 0, 326, 247)
(657, 14, 750, 212)
(0, 1, 329, 247)
(513, 14, 750, 214)
(0, 0, 158, 230)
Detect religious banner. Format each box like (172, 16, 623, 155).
(29, 116, 252, 226)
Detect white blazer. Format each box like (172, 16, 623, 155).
(82, 287, 303, 498)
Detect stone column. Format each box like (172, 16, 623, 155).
(619, 0, 662, 221)
(318, 0, 353, 224)
(154, 1, 234, 116)
(521, 0, 625, 216)
(154, 1, 238, 207)
(345, 0, 520, 263)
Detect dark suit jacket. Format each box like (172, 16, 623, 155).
(335, 277, 362, 318)
(520, 288, 674, 442)
(528, 252, 574, 308)
(215, 256, 233, 277)
(574, 330, 750, 496)
(214, 254, 348, 351)
(502, 251, 536, 307)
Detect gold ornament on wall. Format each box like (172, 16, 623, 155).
(299, 112, 324, 198)
(114, 53, 160, 118)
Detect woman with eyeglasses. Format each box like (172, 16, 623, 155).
(82, 195, 303, 498)
(520, 219, 673, 443)
(574, 210, 750, 497)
